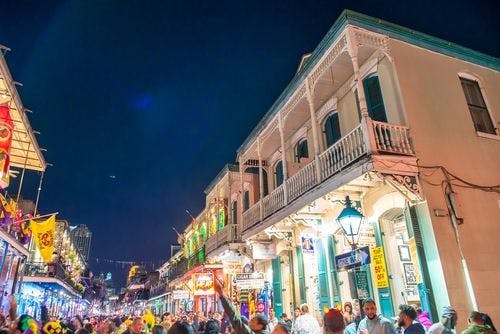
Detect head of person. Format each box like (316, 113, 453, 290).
(362, 299, 377, 320)
(249, 314, 268, 332)
(162, 313, 171, 322)
(167, 322, 193, 334)
(151, 325, 166, 334)
(398, 305, 417, 328)
(343, 302, 353, 314)
(204, 319, 220, 334)
(441, 306, 457, 328)
(269, 308, 275, 320)
(280, 313, 289, 321)
(323, 308, 345, 334)
(130, 317, 144, 334)
(469, 312, 485, 326)
(294, 308, 300, 318)
(75, 329, 90, 334)
(271, 324, 289, 334)
(300, 304, 309, 315)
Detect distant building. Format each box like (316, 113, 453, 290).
(70, 224, 92, 261)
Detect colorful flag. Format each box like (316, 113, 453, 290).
(30, 215, 56, 263)
(0, 104, 13, 189)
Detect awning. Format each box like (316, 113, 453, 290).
(0, 228, 29, 256)
(22, 276, 82, 297)
(0, 51, 46, 171)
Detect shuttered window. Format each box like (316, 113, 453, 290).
(460, 78, 495, 134)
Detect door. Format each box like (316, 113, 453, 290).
(363, 76, 387, 122)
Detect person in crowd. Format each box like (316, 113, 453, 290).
(397, 305, 425, 334)
(293, 304, 320, 334)
(412, 307, 432, 331)
(357, 299, 395, 334)
(461, 312, 497, 334)
(151, 325, 166, 334)
(161, 314, 172, 331)
(203, 319, 219, 334)
(428, 306, 457, 334)
(269, 309, 278, 333)
(272, 324, 290, 334)
(344, 316, 362, 334)
(323, 308, 345, 334)
(123, 317, 144, 334)
(214, 278, 269, 334)
(191, 315, 200, 333)
(167, 322, 193, 334)
(280, 314, 292, 332)
(343, 303, 355, 326)
(75, 329, 91, 334)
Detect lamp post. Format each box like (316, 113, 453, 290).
(336, 196, 364, 250)
(336, 195, 365, 305)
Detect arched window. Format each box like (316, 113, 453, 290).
(363, 76, 387, 122)
(245, 167, 269, 197)
(295, 139, 309, 162)
(243, 190, 250, 211)
(231, 200, 238, 225)
(324, 113, 341, 147)
(274, 160, 284, 187)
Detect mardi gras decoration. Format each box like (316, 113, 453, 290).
(18, 314, 39, 334)
(30, 215, 56, 263)
(43, 321, 62, 334)
(0, 194, 15, 227)
(143, 309, 155, 332)
(0, 104, 13, 189)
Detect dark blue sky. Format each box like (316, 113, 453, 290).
(1, 0, 498, 286)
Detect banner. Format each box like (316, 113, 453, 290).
(0, 104, 13, 189)
(371, 246, 389, 288)
(234, 272, 265, 289)
(300, 234, 315, 253)
(30, 215, 56, 263)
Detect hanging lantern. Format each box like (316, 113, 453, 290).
(0, 104, 13, 189)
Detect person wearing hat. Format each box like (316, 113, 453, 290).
(461, 311, 497, 334)
(428, 306, 457, 334)
(214, 278, 269, 334)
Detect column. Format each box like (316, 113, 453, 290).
(278, 112, 288, 205)
(257, 137, 264, 220)
(305, 79, 322, 182)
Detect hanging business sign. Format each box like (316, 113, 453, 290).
(355, 270, 370, 299)
(223, 260, 243, 275)
(408, 238, 423, 284)
(193, 273, 214, 295)
(371, 246, 389, 288)
(234, 272, 265, 289)
(335, 246, 371, 271)
(300, 234, 315, 253)
(172, 290, 190, 300)
(252, 242, 277, 260)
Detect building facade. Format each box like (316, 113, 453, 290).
(70, 224, 92, 262)
(165, 10, 499, 328)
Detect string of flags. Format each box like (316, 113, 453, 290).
(91, 257, 164, 270)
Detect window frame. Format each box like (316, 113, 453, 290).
(458, 74, 498, 137)
(323, 111, 342, 148)
(295, 138, 309, 162)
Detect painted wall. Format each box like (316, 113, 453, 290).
(390, 37, 500, 326)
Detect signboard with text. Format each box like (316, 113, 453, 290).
(193, 273, 214, 295)
(252, 242, 277, 260)
(234, 272, 265, 289)
(335, 246, 371, 271)
(371, 246, 389, 288)
(408, 238, 423, 284)
(172, 290, 190, 300)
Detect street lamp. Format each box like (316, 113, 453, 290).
(336, 196, 364, 249)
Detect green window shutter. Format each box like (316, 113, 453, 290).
(327, 236, 341, 305)
(315, 238, 330, 310)
(325, 113, 341, 148)
(274, 161, 284, 187)
(231, 201, 237, 225)
(363, 76, 387, 122)
(296, 246, 307, 304)
(272, 257, 283, 316)
(243, 191, 250, 211)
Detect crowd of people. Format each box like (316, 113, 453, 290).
(0, 284, 497, 334)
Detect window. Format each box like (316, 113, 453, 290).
(231, 200, 238, 225)
(295, 139, 309, 162)
(243, 190, 250, 211)
(274, 160, 284, 187)
(324, 113, 341, 147)
(460, 77, 495, 135)
(363, 76, 387, 122)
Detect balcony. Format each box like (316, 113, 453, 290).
(205, 224, 239, 255)
(168, 246, 206, 282)
(242, 120, 415, 232)
(149, 281, 168, 297)
(24, 261, 84, 295)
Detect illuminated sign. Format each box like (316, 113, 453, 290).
(193, 273, 214, 295)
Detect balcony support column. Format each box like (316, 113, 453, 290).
(278, 112, 288, 205)
(347, 29, 376, 154)
(238, 156, 245, 233)
(305, 79, 322, 183)
(257, 137, 264, 221)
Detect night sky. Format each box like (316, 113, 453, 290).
(0, 0, 498, 287)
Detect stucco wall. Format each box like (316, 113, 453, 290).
(390, 38, 500, 326)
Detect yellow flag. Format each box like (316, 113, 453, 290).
(30, 215, 56, 263)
